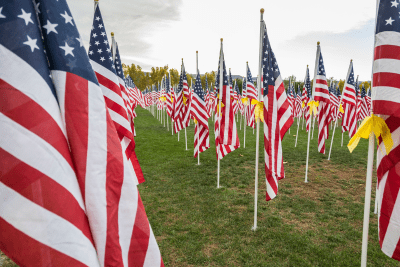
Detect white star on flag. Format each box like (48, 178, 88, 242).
(43, 20, 58, 34)
(386, 17, 395, 25)
(95, 41, 100, 46)
(23, 35, 39, 52)
(392, 0, 399, 7)
(92, 33, 97, 38)
(60, 11, 74, 25)
(100, 57, 105, 62)
(0, 7, 6, 19)
(18, 9, 34, 26)
(59, 41, 74, 56)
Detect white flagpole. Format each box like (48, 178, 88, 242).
(341, 131, 344, 147)
(306, 43, 321, 183)
(196, 51, 201, 165)
(328, 61, 351, 160)
(311, 115, 315, 139)
(295, 116, 300, 147)
(361, 133, 375, 267)
(302, 112, 305, 130)
(253, 9, 264, 231)
(217, 38, 224, 189)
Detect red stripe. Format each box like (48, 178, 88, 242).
(0, 217, 88, 267)
(0, 148, 94, 244)
(104, 97, 129, 122)
(0, 81, 73, 169)
(96, 72, 123, 98)
(64, 73, 89, 201)
(104, 110, 124, 266)
(128, 190, 150, 266)
(373, 72, 400, 90)
(316, 79, 328, 86)
(374, 45, 400, 60)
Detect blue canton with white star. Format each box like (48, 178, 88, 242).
(317, 53, 326, 77)
(0, 1, 56, 96)
(305, 67, 312, 98)
(361, 84, 366, 98)
(194, 72, 204, 101)
(346, 65, 355, 87)
(262, 23, 281, 96)
(376, 0, 400, 34)
(88, 5, 116, 76)
(114, 43, 125, 80)
(36, 0, 97, 85)
(165, 75, 170, 94)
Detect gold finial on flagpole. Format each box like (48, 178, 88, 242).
(307, 65, 309, 67)
(317, 41, 320, 45)
(351, 59, 353, 62)
(260, 8, 264, 13)
(111, 32, 114, 37)
(220, 38, 223, 42)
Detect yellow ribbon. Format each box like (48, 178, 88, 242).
(159, 96, 166, 102)
(339, 104, 344, 114)
(307, 100, 319, 116)
(302, 101, 305, 109)
(171, 96, 174, 103)
(194, 118, 198, 124)
(348, 114, 393, 155)
(251, 99, 264, 123)
(241, 97, 249, 105)
(183, 95, 187, 106)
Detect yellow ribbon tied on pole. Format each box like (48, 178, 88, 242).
(216, 101, 225, 115)
(183, 95, 187, 106)
(241, 97, 249, 105)
(159, 96, 166, 102)
(307, 100, 319, 116)
(302, 101, 305, 109)
(171, 96, 174, 103)
(251, 99, 264, 123)
(194, 118, 198, 124)
(348, 114, 393, 154)
(339, 104, 344, 114)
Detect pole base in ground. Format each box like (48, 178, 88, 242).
(251, 225, 257, 231)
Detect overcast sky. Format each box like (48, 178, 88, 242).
(68, 0, 376, 82)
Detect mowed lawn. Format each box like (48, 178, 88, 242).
(1, 107, 400, 267)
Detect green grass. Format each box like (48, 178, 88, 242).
(2, 107, 399, 266)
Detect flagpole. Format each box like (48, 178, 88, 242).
(306, 43, 321, 183)
(252, 8, 264, 231)
(196, 51, 200, 165)
(295, 116, 300, 147)
(217, 38, 224, 189)
(328, 60, 351, 160)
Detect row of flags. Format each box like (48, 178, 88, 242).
(1, 0, 399, 265)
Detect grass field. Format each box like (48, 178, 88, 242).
(2, 107, 400, 266)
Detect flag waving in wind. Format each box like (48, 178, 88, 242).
(261, 22, 293, 201)
(313, 43, 330, 154)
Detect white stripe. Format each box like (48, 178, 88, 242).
(90, 59, 120, 88)
(373, 58, 400, 75)
(85, 81, 108, 266)
(373, 86, 400, 103)
(375, 31, 400, 47)
(0, 112, 85, 210)
(51, 71, 67, 130)
(0, 182, 100, 267)
(108, 109, 132, 133)
(100, 83, 127, 110)
(143, 224, 162, 267)
(119, 162, 139, 267)
(0, 44, 65, 136)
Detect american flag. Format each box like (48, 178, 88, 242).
(313, 45, 330, 154)
(366, 87, 371, 114)
(0, 1, 100, 265)
(374, 0, 400, 260)
(0, 0, 164, 266)
(341, 61, 357, 138)
(261, 22, 293, 201)
(204, 76, 211, 117)
(336, 85, 343, 120)
(214, 41, 240, 159)
(329, 82, 340, 122)
(246, 64, 256, 129)
(192, 72, 210, 157)
(233, 81, 240, 115)
(165, 74, 174, 119)
(181, 63, 191, 128)
(173, 64, 185, 133)
(88, 4, 145, 184)
(303, 66, 312, 131)
(287, 79, 295, 117)
(359, 84, 369, 121)
(295, 85, 302, 118)
(355, 78, 362, 122)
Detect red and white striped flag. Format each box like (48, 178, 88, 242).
(374, 0, 400, 261)
(312, 44, 330, 154)
(303, 66, 312, 131)
(214, 41, 240, 159)
(261, 22, 293, 201)
(191, 72, 210, 157)
(341, 60, 357, 138)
